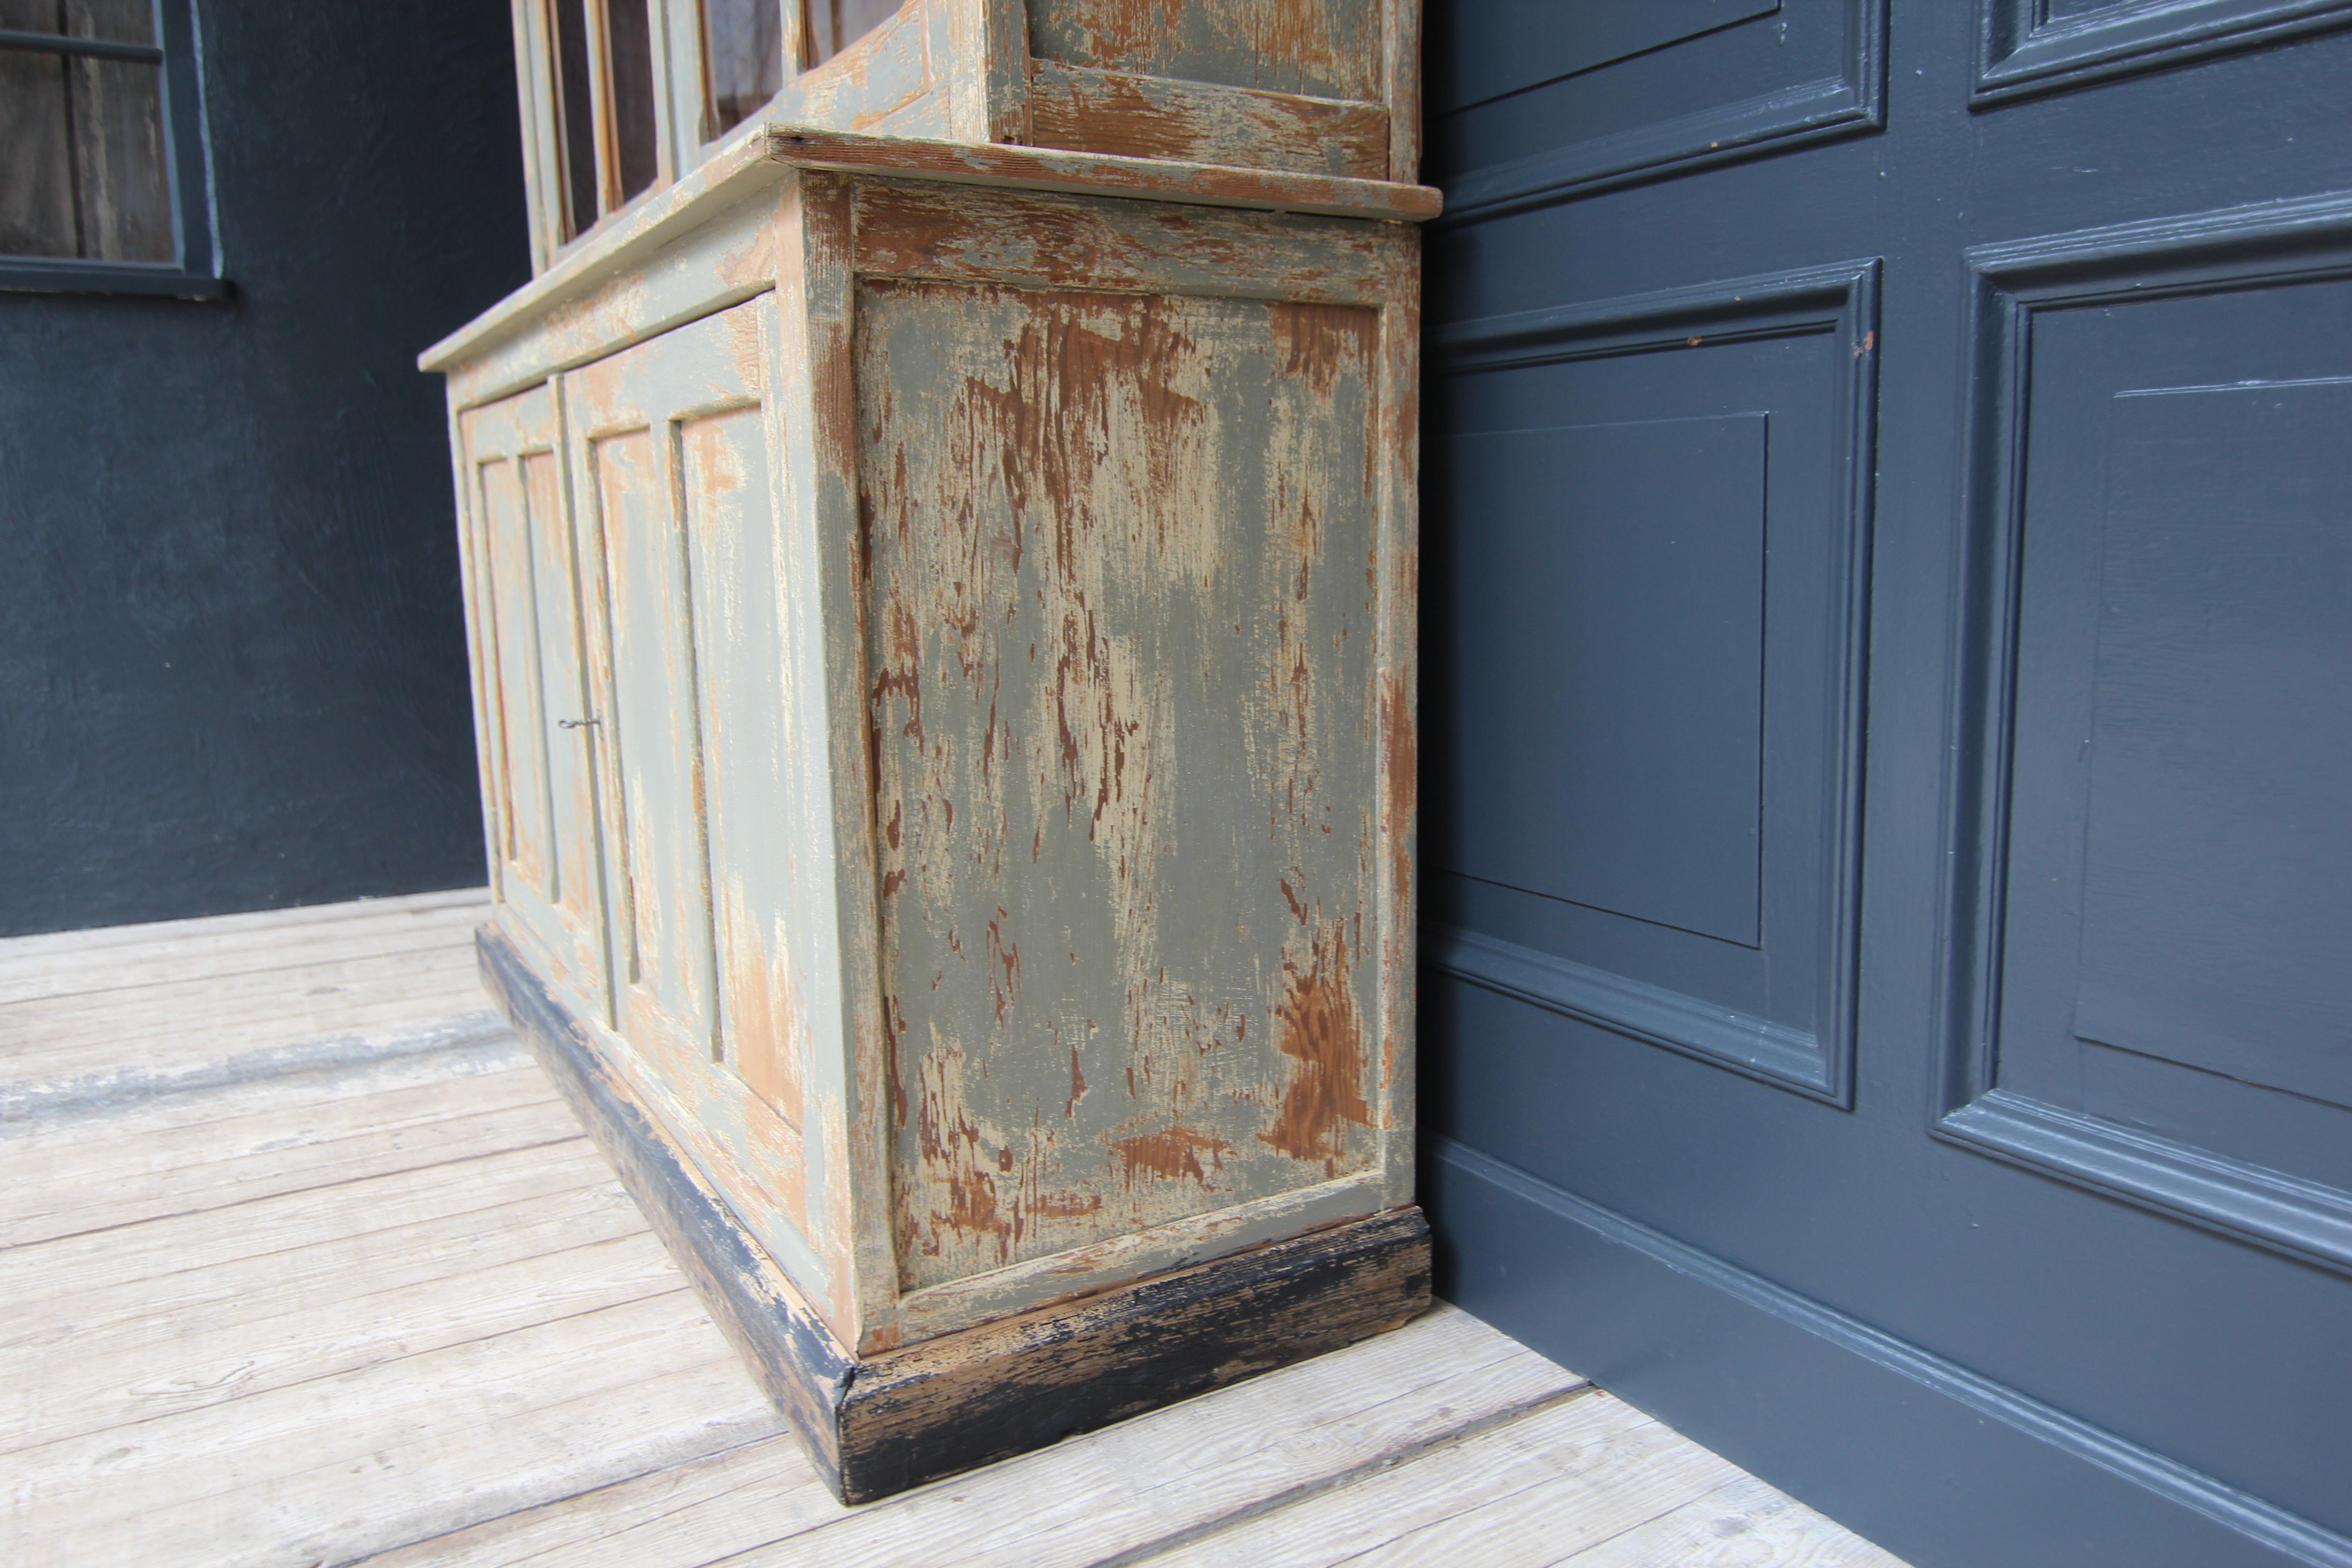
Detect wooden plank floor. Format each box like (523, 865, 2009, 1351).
(0, 892, 1912, 1568)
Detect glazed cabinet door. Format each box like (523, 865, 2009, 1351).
(564, 293, 824, 1274)
(457, 382, 609, 1003)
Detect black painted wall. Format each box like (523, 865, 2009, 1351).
(0, 3, 530, 936)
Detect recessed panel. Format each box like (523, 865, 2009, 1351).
(1444, 416, 1766, 947)
(596, 426, 717, 1052)
(677, 402, 808, 1117)
(1434, 0, 1781, 112)
(1426, 265, 1876, 1102)
(2071, 381, 2352, 1109)
(1431, 0, 1882, 216)
(1984, 255, 2352, 1213)
(857, 281, 1385, 1291)
(478, 456, 554, 894)
(519, 448, 599, 924)
(1975, 0, 2352, 100)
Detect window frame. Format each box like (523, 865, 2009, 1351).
(0, 0, 225, 300)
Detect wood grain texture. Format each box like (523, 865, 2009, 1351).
(1024, 0, 1384, 103)
(458, 384, 609, 1006)
(848, 176, 1412, 305)
(1026, 61, 1389, 179)
(1136, 1392, 1748, 1567)
(421, 124, 1437, 381)
(760, 126, 1442, 220)
(1380, 0, 1420, 183)
(1553, 1474, 1914, 1568)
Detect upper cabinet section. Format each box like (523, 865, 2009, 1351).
(508, 0, 1422, 271)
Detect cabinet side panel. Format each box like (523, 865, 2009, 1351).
(857, 279, 1387, 1293)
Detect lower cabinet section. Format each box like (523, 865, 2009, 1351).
(485, 925, 1431, 1504)
(432, 133, 1432, 1498)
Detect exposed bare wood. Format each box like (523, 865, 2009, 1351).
(0, 1172, 637, 1351)
(0, 885, 486, 963)
(1, 1230, 684, 1455)
(1552, 1474, 1915, 1568)
(759, 125, 1441, 217)
(1027, 61, 1387, 178)
(1381, 0, 1420, 182)
(1023, 0, 1384, 105)
(2, 1012, 519, 1141)
(420, 126, 1436, 380)
(0, 1138, 611, 1306)
(0, 890, 489, 1004)
(847, 176, 1410, 302)
(0, 1069, 576, 1247)
(1134, 1393, 1749, 1567)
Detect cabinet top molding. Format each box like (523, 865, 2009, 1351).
(421, 126, 1441, 376)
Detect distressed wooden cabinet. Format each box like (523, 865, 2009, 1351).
(426, 98, 1431, 1502)
(506, 0, 1421, 270)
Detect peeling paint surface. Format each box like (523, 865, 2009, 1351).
(856, 280, 1384, 1290)
(1026, 0, 1384, 103)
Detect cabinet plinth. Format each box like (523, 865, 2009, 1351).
(424, 131, 1431, 1500)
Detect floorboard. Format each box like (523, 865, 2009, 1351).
(0, 892, 1914, 1568)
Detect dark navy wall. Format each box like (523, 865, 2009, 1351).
(0, 2, 529, 936)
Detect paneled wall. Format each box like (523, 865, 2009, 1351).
(0, 1, 529, 936)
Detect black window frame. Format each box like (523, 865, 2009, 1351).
(0, 0, 224, 300)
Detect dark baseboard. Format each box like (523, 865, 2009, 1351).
(479, 926, 1433, 1504)
(1428, 1136, 2351, 1568)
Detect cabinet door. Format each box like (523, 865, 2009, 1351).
(563, 294, 819, 1257)
(457, 382, 608, 1002)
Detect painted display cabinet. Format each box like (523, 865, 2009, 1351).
(424, 0, 1435, 1506)
(510, 0, 1421, 271)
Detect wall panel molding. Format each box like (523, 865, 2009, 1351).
(1434, 260, 1879, 1108)
(1440, 0, 1886, 223)
(1975, 0, 2352, 104)
(1941, 189, 2352, 1272)
(1435, 1137, 2352, 1568)
(1429, 925, 1836, 1098)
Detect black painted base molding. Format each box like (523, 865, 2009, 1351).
(479, 926, 1433, 1504)
(1429, 1137, 2352, 1568)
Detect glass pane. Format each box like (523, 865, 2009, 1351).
(0, 47, 78, 257)
(64, 0, 157, 45)
(701, 0, 784, 140)
(550, 0, 598, 239)
(0, 0, 154, 42)
(805, 0, 901, 69)
(0, 46, 169, 261)
(67, 53, 172, 259)
(607, 0, 658, 203)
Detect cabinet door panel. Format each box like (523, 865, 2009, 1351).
(458, 384, 608, 1001)
(593, 422, 718, 1062)
(566, 294, 824, 1282)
